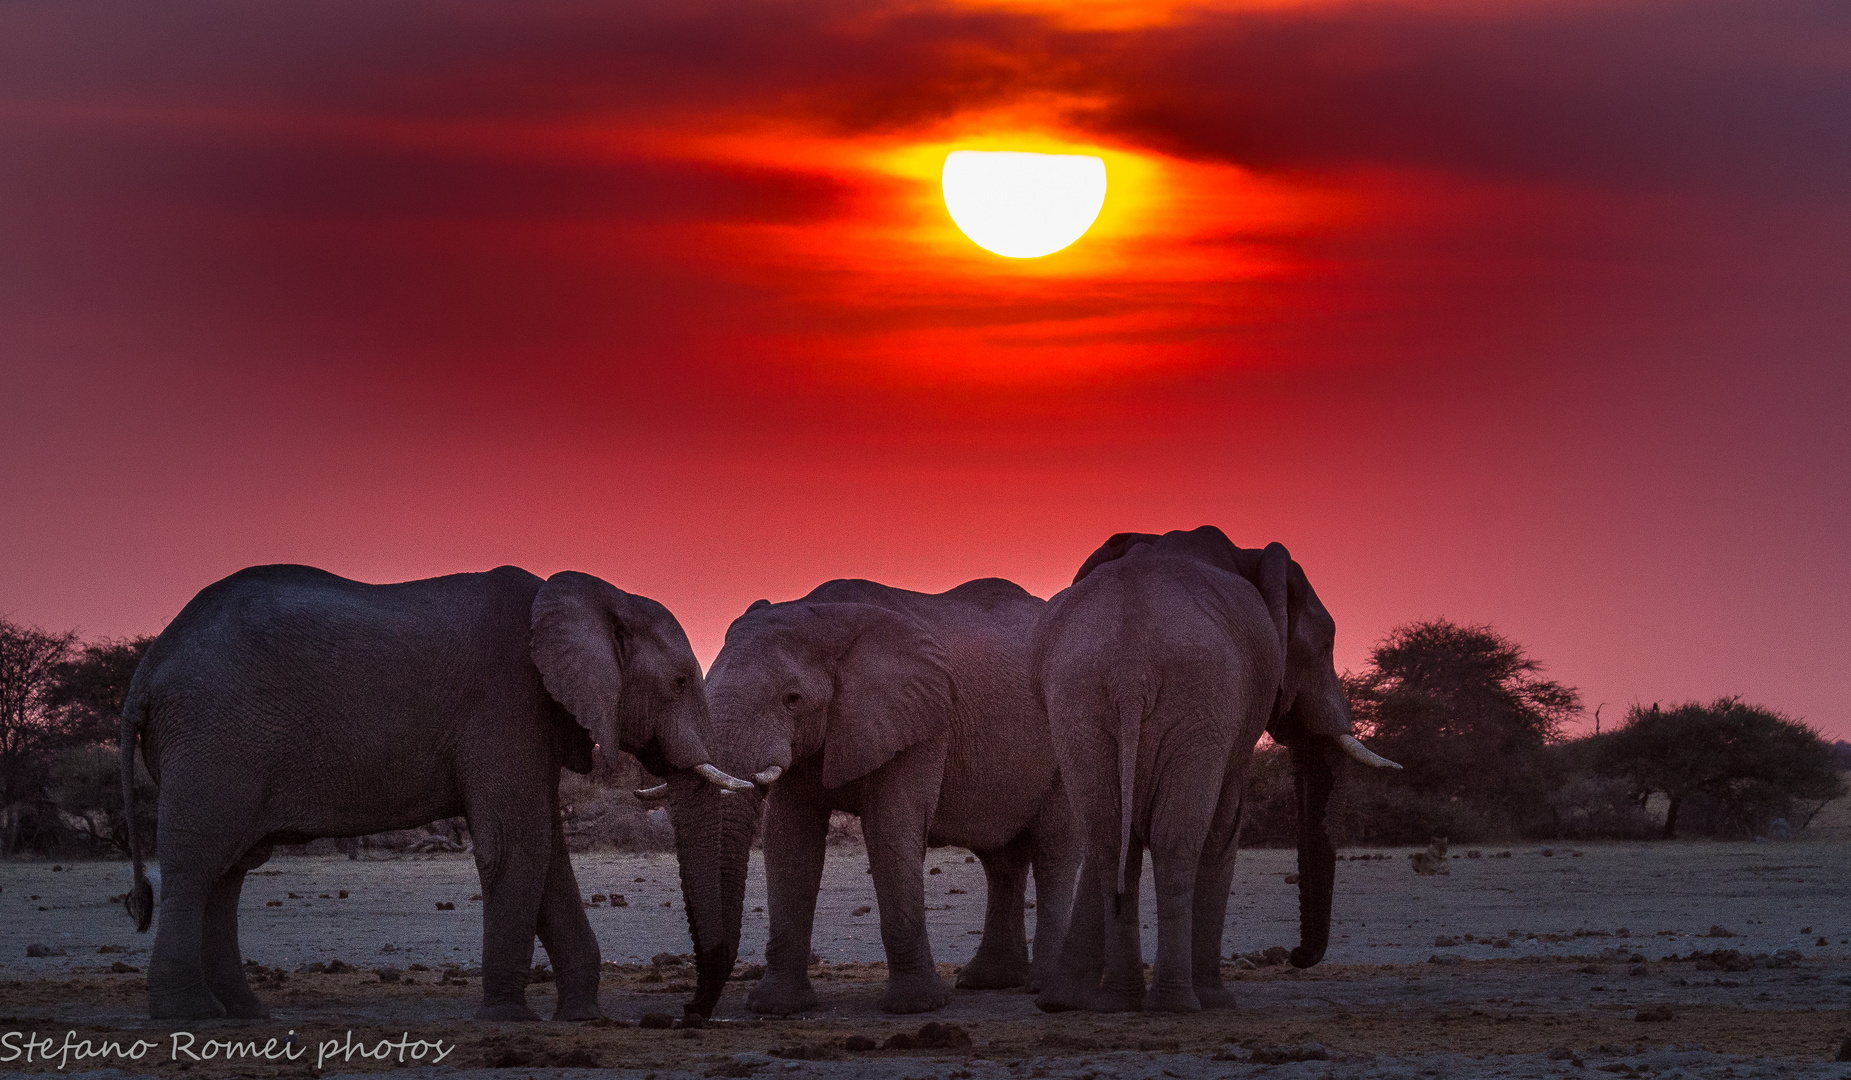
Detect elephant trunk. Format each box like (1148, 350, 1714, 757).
(655, 693, 716, 774)
(1288, 738, 1337, 969)
(672, 774, 761, 1018)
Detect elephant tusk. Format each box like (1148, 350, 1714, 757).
(1339, 734, 1402, 770)
(695, 763, 757, 793)
(633, 783, 671, 801)
(753, 765, 783, 786)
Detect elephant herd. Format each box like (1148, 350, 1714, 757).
(116, 526, 1399, 1022)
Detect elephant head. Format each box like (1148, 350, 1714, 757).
(1074, 527, 1399, 969)
(529, 571, 755, 1007)
(529, 571, 722, 775)
(663, 596, 953, 1016)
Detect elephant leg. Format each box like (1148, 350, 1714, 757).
(1044, 719, 1142, 1012)
(1145, 833, 1207, 1013)
(956, 836, 1031, 990)
(535, 813, 602, 1020)
(147, 861, 224, 1020)
(748, 779, 829, 1016)
(146, 784, 263, 1020)
(199, 844, 273, 1020)
(859, 764, 950, 1014)
(469, 803, 552, 1021)
(1145, 753, 1228, 1014)
(1026, 778, 1079, 995)
(1035, 848, 1103, 1013)
(1097, 841, 1146, 1012)
(1191, 767, 1251, 1010)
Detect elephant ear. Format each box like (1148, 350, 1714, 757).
(529, 570, 626, 738)
(1071, 532, 1162, 585)
(1256, 542, 1291, 655)
(1165, 525, 1244, 575)
(1247, 541, 1295, 721)
(551, 708, 597, 774)
(820, 605, 954, 790)
(1075, 526, 1243, 584)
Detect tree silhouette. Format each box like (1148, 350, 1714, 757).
(0, 619, 77, 809)
(1345, 619, 1580, 831)
(44, 636, 155, 747)
(1598, 697, 1845, 839)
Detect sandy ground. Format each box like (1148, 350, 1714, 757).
(2, 839, 1848, 1077)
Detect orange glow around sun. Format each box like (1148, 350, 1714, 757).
(643, 117, 1337, 384)
(943, 0, 1362, 30)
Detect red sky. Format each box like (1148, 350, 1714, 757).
(3, 0, 1848, 739)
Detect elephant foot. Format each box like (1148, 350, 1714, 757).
(954, 956, 1029, 990)
(207, 982, 270, 1020)
(1090, 983, 1146, 1013)
(1034, 984, 1085, 1013)
(474, 999, 542, 1022)
(551, 999, 603, 1021)
(1194, 985, 1236, 1010)
(1144, 983, 1202, 1013)
(552, 973, 603, 1021)
(747, 971, 818, 1016)
(880, 970, 952, 1014)
(149, 985, 228, 1021)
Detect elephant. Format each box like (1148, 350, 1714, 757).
(652, 577, 1077, 1018)
(1032, 527, 1400, 1013)
(117, 563, 752, 1021)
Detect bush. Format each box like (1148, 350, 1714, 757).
(1343, 619, 1579, 844)
(1334, 770, 1489, 845)
(1242, 744, 1497, 848)
(0, 619, 78, 826)
(0, 800, 72, 857)
(45, 744, 159, 856)
(562, 775, 676, 853)
(1595, 698, 1845, 839)
(1236, 745, 1298, 847)
(1541, 774, 1657, 840)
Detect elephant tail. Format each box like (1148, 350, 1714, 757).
(1114, 696, 1143, 896)
(120, 690, 154, 933)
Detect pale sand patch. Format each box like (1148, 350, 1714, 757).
(1, 840, 1846, 1077)
(3, 841, 1846, 977)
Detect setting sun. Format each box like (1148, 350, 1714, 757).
(941, 150, 1107, 258)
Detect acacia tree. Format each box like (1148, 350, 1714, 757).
(1600, 698, 1845, 839)
(1345, 619, 1580, 836)
(44, 636, 155, 746)
(0, 619, 77, 809)
(38, 636, 159, 853)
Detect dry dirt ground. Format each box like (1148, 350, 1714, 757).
(2, 838, 1848, 1079)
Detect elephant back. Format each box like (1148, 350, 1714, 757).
(1071, 526, 1247, 585)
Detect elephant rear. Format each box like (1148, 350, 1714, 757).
(1037, 527, 1376, 1013)
(1038, 549, 1281, 894)
(113, 566, 344, 933)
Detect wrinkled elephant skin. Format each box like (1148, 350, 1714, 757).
(671, 577, 1079, 1017)
(119, 564, 713, 1022)
(1035, 527, 1385, 1013)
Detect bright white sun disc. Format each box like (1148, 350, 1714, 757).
(942, 150, 1107, 258)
